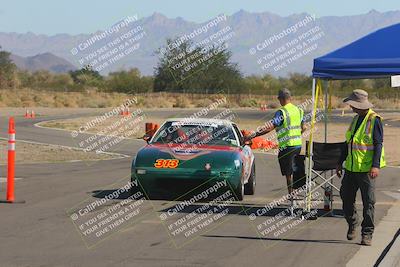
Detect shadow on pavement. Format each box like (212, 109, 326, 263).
(203, 234, 357, 245)
(91, 189, 132, 199)
(90, 189, 344, 218)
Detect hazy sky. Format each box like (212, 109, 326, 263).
(0, 0, 399, 35)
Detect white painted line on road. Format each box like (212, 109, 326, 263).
(34, 120, 143, 142)
(383, 191, 400, 200)
(386, 165, 400, 169)
(0, 177, 22, 183)
(0, 137, 130, 159)
(34, 119, 85, 134)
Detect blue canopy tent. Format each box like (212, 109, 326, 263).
(303, 23, 400, 215)
(313, 22, 400, 79)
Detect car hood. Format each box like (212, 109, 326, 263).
(134, 143, 242, 170)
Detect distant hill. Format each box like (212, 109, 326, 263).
(1, 9, 400, 76)
(10, 52, 76, 73)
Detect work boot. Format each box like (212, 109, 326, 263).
(361, 235, 372, 246)
(347, 225, 356, 240)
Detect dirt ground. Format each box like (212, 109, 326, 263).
(0, 140, 118, 165)
(38, 113, 162, 139)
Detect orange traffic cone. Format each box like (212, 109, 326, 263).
(260, 104, 268, 111)
(30, 110, 35, 119)
(24, 110, 30, 118)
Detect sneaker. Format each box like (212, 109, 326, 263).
(347, 225, 356, 240)
(361, 235, 372, 246)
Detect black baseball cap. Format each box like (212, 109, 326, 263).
(278, 88, 291, 99)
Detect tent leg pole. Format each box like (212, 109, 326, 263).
(323, 80, 332, 215)
(306, 78, 316, 213)
(324, 80, 328, 143)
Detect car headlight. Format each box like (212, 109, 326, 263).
(234, 160, 241, 169)
(136, 169, 146, 174)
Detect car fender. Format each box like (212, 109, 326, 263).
(239, 145, 254, 184)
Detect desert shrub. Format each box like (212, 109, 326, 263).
(239, 98, 258, 107)
(173, 95, 191, 108)
(194, 98, 214, 108)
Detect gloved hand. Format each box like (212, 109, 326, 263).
(336, 165, 343, 178)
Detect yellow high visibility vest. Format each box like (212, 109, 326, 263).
(345, 109, 386, 172)
(276, 103, 303, 149)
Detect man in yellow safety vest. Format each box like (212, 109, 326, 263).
(246, 88, 306, 200)
(336, 89, 385, 246)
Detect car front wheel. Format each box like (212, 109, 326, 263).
(234, 179, 244, 201)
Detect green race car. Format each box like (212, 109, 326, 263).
(131, 118, 255, 200)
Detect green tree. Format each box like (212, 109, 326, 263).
(0, 46, 19, 88)
(106, 68, 153, 93)
(69, 65, 103, 88)
(154, 38, 243, 93)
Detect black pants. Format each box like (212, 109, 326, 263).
(340, 171, 376, 236)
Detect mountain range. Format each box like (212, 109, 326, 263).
(10, 53, 76, 73)
(1, 9, 400, 76)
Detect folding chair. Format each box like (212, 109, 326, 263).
(305, 141, 347, 216)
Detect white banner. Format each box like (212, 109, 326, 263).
(391, 75, 400, 87)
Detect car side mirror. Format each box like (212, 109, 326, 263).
(143, 134, 152, 143)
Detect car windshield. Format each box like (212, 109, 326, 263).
(151, 121, 239, 146)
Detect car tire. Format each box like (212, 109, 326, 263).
(234, 179, 244, 201)
(130, 176, 147, 199)
(244, 163, 256, 195)
(129, 177, 138, 196)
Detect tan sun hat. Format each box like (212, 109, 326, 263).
(343, 89, 373, 110)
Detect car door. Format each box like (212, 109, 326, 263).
(232, 124, 254, 182)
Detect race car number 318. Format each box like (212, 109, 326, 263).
(154, 159, 179, 168)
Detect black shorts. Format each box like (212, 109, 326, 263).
(278, 146, 301, 176)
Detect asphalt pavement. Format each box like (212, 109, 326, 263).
(0, 110, 399, 267)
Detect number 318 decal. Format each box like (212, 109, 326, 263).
(154, 159, 179, 168)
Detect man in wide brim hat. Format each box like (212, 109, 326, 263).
(337, 89, 386, 246)
(343, 89, 374, 110)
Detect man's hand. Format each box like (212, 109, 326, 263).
(301, 122, 307, 134)
(336, 165, 343, 178)
(243, 131, 256, 141)
(369, 167, 379, 179)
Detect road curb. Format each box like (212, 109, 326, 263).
(347, 192, 400, 267)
